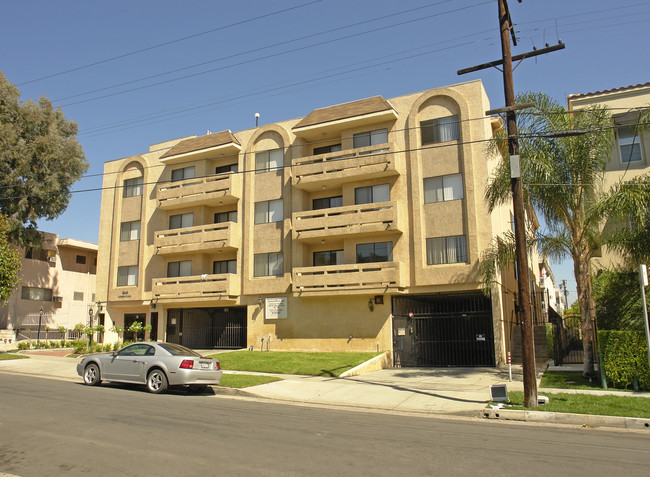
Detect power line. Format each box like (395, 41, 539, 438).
(57, 1, 492, 108)
(16, 0, 325, 86)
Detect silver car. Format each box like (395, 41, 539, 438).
(77, 342, 222, 394)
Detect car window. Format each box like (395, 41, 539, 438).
(117, 344, 154, 356)
(158, 343, 201, 357)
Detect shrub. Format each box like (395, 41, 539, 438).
(599, 330, 650, 390)
(17, 341, 30, 350)
(72, 340, 88, 354)
(103, 344, 112, 352)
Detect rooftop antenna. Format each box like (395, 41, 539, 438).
(255, 112, 260, 127)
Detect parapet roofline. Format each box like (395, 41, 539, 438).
(57, 238, 98, 251)
(568, 82, 650, 100)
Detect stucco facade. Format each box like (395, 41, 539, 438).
(568, 83, 650, 269)
(0, 233, 98, 341)
(96, 80, 520, 366)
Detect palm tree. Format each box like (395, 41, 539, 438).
(483, 92, 650, 376)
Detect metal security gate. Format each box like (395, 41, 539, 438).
(166, 307, 246, 349)
(392, 293, 495, 367)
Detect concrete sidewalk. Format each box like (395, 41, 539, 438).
(2, 350, 650, 430)
(0, 349, 523, 415)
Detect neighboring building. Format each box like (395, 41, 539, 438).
(568, 82, 650, 268)
(0, 233, 98, 343)
(96, 79, 528, 366)
(538, 256, 563, 321)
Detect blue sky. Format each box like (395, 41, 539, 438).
(2, 0, 649, 304)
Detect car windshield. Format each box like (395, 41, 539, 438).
(158, 343, 202, 357)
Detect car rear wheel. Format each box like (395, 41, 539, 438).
(83, 363, 101, 386)
(147, 369, 168, 394)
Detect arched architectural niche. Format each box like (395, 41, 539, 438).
(244, 125, 291, 161)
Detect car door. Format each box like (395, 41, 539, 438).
(107, 344, 151, 382)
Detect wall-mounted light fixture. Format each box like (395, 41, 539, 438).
(368, 299, 374, 312)
(258, 297, 264, 308)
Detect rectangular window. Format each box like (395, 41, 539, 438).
(117, 265, 138, 286)
(617, 126, 643, 163)
(355, 184, 390, 205)
(169, 212, 193, 229)
(213, 260, 237, 274)
(167, 260, 192, 278)
(25, 247, 49, 261)
(356, 242, 393, 263)
(313, 250, 344, 266)
(255, 148, 283, 173)
(421, 115, 459, 144)
(123, 177, 143, 198)
(120, 221, 141, 241)
(313, 196, 343, 210)
(254, 199, 283, 224)
(313, 144, 342, 155)
(214, 211, 238, 223)
(426, 236, 468, 265)
(171, 166, 195, 182)
(254, 252, 283, 277)
(21, 286, 53, 301)
(423, 173, 464, 203)
(75, 255, 86, 265)
(73, 291, 84, 301)
(353, 129, 388, 149)
(215, 163, 238, 174)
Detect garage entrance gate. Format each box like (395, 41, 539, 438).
(392, 293, 495, 367)
(166, 307, 247, 349)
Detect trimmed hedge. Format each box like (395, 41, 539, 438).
(599, 330, 650, 390)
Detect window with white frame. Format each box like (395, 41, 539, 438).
(21, 286, 53, 301)
(617, 125, 643, 163)
(353, 129, 388, 149)
(423, 173, 464, 203)
(120, 221, 141, 241)
(213, 260, 236, 274)
(355, 184, 390, 205)
(123, 177, 143, 198)
(426, 236, 467, 265)
(254, 252, 283, 277)
(255, 148, 283, 173)
(169, 212, 193, 229)
(420, 115, 459, 144)
(254, 199, 283, 224)
(171, 166, 195, 182)
(117, 266, 138, 286)
(356, 242, 393, 263)
(167, 260, 192, 278)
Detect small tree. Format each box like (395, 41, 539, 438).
(143, 324, 152, 341)
(57, 325, 67, 343)
(94, 324, 105, 344)
(110, 325, 124, 344)
(128, 321, 143, 342)
(44, 326, 51, 342)
(0, 214, 20, 304)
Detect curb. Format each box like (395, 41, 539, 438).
(481, 408, 650, 429)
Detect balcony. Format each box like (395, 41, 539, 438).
(156, 173, 241, 210)
(154, 222, 240, 255)
(293, 201, 400, 243)
(292, 144, 399, 191)
(292, 262, 401, 296)
(152, 273, 240, 302)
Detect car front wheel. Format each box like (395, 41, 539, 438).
(147, 369, 168, 394)
(83, 363, 101, 386)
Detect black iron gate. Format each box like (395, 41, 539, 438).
(392, 293, 495, 367)
(166, 307, 247, 349)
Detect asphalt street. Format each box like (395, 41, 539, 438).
(1, 374, 649, 477)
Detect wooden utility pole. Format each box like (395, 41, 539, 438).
(458, 0, 565, 408)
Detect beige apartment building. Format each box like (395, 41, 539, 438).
(0, 233, 98, 344)
(96, 79, 523, 366)
(568, 82, 650, 268)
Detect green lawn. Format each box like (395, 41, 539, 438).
(209, 350, 381, 376)
(540, 371, 605, 390)
(219, 374, 282, 388)
(0, 353, 28, 360)
(506, 391, 650, 418)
